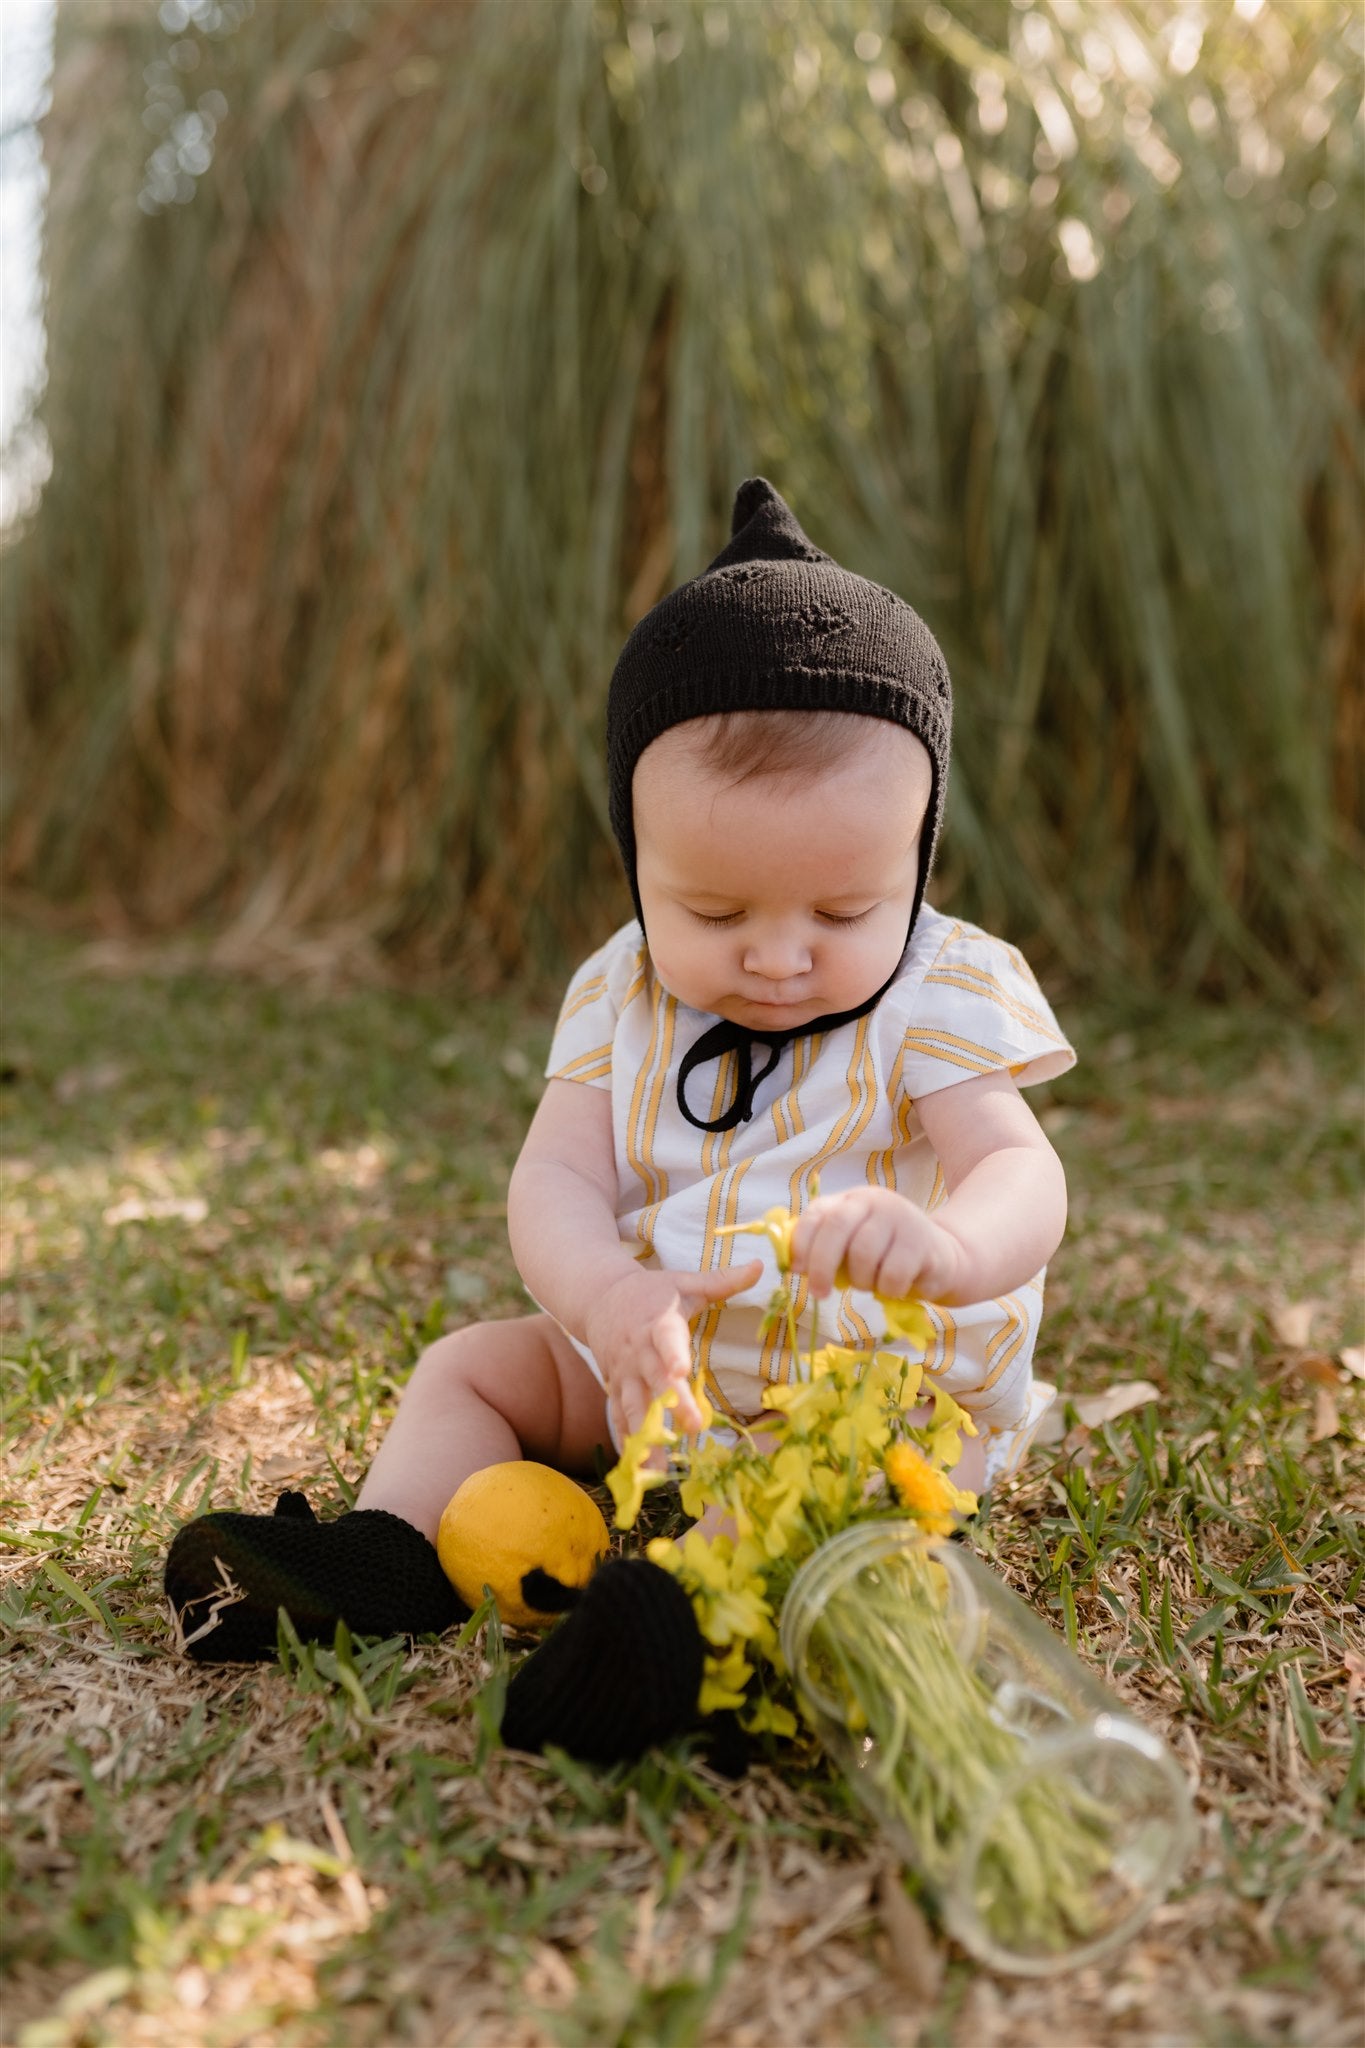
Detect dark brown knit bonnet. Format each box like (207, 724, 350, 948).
(606, 478, 953, 1132)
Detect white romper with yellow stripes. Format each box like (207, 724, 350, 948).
(544, 905, 1077, 1488)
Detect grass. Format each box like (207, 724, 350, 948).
(1, 926, 1361, 2048)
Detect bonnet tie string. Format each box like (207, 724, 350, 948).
(674, 946, 912, 1136)
(676, 1019, 788, 1134)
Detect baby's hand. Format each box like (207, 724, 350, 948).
(789, 1187, 964, 1304)
(583, 1259, 764, 1442)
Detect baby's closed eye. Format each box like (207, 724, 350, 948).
(686, 905, 877, 929)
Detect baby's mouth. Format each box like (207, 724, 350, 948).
(738, 992, 817, 1018)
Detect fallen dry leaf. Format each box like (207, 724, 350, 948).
(1309, 1389, 1340, 1443)
(1035, 1379, 1161, 1446)
(261, 1456, 304, 1481)
(876, 1863, 942, 2007)
(1291, 1353, 1347, 1388)
(1344, 1649, 1365, 1713)
(1271, 1301, 1316, 1349)
(102, 1196, 209, 1228)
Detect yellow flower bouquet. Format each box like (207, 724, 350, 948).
(606, 1207, 1193, 1974)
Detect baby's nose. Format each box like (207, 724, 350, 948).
(743, 926, 812, 980)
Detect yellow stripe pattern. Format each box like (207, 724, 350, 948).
(761, 1018, 877, 1386)
(625, 969, 676, 1257)
(693, 1051, 751, 1421)
(552, 1042, 613, 1083)
(540, 910, 1072, 1453)
(923, 964, 1069, 1047)
(557, 972, 609, 1024)
(898, 1027, 1008, 1076)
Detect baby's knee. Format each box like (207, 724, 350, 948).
(407, 1316, 553, 1407)
(408, 1323, 494, 1391)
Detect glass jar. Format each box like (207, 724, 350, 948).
(779, 1522, 1194, 1975)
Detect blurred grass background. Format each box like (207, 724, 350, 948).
(2, 0, 1361, 996)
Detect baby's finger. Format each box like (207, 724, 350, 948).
(673, 1257, 765, 1309)
(650, 1311, 696, 1389)
(612, 1367, 656, 1442)
(792, 1210, 856, 1296)
(612, 1388, 640, 1442)
(872, 1236, 928, 1302)
(788, 1198, 834, 1268)
(667, 1378, 705, 1433)
(842, 1213, 901, 1295)
(646, 1326, 708, 1433)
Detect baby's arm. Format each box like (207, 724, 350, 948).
(791, 1068, 1066, 1306)
(507, 1080, 761, 1438)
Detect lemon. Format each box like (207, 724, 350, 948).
(436, 1461, 610, 1629)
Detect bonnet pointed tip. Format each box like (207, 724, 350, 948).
(730, 477, 782, 535)
(709, 477, 831, 571)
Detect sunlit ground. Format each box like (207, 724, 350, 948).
(2, 928, 1361, 2047)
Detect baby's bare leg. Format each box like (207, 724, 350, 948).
(357, 1314, 611, 1541)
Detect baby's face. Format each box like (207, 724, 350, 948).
(633, 722, 931, 1030)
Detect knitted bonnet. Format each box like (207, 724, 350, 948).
(605, 478, 954, 1130)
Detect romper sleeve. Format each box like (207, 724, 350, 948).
(895, 919, 1075, 1100)
(544, 922, 646, 1090)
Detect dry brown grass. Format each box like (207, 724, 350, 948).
(1, 934, 1361, 2046)
(6, 3, 1361, 998)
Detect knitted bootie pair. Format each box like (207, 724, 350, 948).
(164, 1493, 705, 1766)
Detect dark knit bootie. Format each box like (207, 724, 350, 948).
(165, 1492, 469, 1663)
(501, 1557, 705, 1765)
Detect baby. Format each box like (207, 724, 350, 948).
(166, 481, 1073, 1738)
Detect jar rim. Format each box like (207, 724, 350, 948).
(945, 1715, 1196, 1975)
(779, 1521, 983, 1717)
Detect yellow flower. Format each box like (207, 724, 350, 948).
(810, 1461, 852, 1519)
(760, 1372, 843, 1432)
(660, 1528, 776, 1650)
(911, 1382, 980, 1470)
(751, 1442, 815, 1560)
(927, 1383, 979, 1438)
(879, 1293, 935, 1349)
(848, 1357, 904, 1447)
(716, 1206, 799, 1270)
(884, 1442, 978, 1535)
(605, 1394, 676, 1530)
(679, 1466, 740, 1531)
(740, 1695, 799, 1739)
(699, 1642, 753, 1714)
(695, 1377, 716, 1431)
(873, 1348, 924, 1409)
(808, 1343, 864, 1383)
(677, 1437, 735, 1524)
(828, 1405, 892, 1466)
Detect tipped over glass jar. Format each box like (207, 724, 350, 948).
(780, 1522, 1194, 1975)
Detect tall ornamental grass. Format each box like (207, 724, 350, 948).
(3, 0, 1361, 992)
